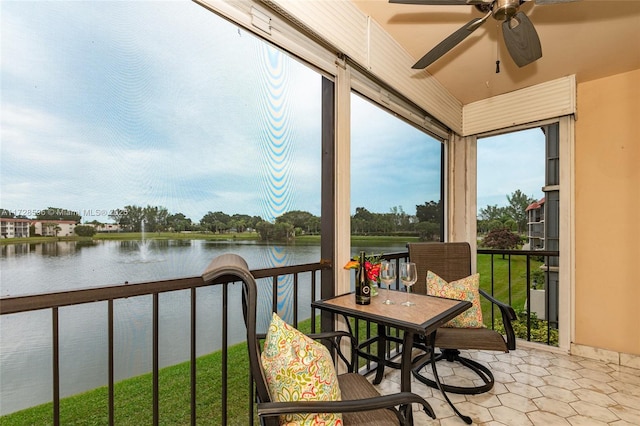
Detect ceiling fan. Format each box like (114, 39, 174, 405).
(391, 0, 579, 69)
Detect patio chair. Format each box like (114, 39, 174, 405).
(407, 242, 517, 395)
(202, 253, 435, 426)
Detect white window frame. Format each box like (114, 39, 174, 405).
(474, 116, 575, 353)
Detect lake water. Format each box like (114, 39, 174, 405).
(0, 239, 405, 415)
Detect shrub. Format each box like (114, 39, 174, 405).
(74, 225, 97, 237)
(481, 228, 521, 250)
(491, 309, 559, 346)
(530, 268, 545, 289)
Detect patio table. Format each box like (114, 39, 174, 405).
(312, 290, 473, 424)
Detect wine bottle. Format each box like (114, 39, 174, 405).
(355, 251, 371, 305)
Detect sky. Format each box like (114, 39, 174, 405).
(350, 93, 443, 214)
(0, 1, 544, 224)
(477, 129, 546, 211)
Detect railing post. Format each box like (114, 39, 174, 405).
(153, 293, 159, 426)
(507, 253, 512, 307)
(190, 287, 197, 425)
(293, 273, 299, 328)
(108, 300, 115, 426)
(222, 283, 228, 425)
(545, 255, 551, 345)
(490, 253, 495, 327)
(52, 307, 60, 426)
(526, 255, 532, 342)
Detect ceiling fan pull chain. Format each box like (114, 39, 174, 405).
(495, 23, 501, 74)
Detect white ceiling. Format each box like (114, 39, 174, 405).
(351, 0, 640, 105)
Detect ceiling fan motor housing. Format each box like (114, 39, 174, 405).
(491, 0, 520, 20)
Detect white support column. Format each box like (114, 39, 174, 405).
(334, 58, 352, 296)
(447, 133, 478, 272)
(334, 59, 352, 372)
(559, 115, 575, 353)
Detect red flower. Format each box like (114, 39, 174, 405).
(365, 261, 381, 282)
(344, 254, 382, 283)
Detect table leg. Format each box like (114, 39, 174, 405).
(426, 331, 473, 425)
(400, 331, 414, 423)
(373, 323, 386, 385)
(400, 332, 414, 393)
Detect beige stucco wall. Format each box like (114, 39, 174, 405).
(574, 69, 640, 356)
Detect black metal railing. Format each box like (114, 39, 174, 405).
(350, 248, 561, 374)
(477, 248, 560, 346)
(0, 261, 330, 426)
(0, 248, 559, 424)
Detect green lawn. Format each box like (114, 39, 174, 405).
(0, 319, 324, 426)
(0, 344, 256, 426)
(477, 253, 537, 321)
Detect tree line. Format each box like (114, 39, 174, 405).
(0, 202, 443, 242)
(1, 189, 536, 244)
(102, 202, 444, 242)
(477, 189, 537, 234)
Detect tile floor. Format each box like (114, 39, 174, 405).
(372, 343, 640, 425)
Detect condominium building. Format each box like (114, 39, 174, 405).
(526, 197, 545, 250)
(0, 218, 31, 238)
(32, 220, 77, 237)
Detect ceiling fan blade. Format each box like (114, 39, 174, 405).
(412, 16, 488, 69)
(389, 0, 471, 5)
(502, 12, 542, 67)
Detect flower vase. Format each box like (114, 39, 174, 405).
(370, 280, 378, 297)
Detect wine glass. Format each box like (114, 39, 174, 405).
(379, 260, 396, 305)
(399, 262, 417, 306)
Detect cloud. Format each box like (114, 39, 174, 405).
(1, 1, 545, 225)
(351, 95, 442, 214)
(1, 1, 307, 222)
(477, 129, 546, 211)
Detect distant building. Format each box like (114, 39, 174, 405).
(0, 218, 31, 238)
(87, 223, 121, 233)
(525, 194, 560, 323)
(32, 220, 77, 237)
(526, 198, 545, 250)
(0, 218, 123, 238)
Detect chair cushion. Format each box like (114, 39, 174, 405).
(435, 326, 508, 351)
(261, 312, 343, 425)
(338, 373, 401, 425)
(427, 271, 483, 328)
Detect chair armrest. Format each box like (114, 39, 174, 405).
(479, 288, 517, 350)
(258, 392, 434, 420)
(307, 331, 354, 342)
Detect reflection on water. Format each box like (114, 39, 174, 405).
(0, 240, 405, 415)
(1, 241, 86, 258)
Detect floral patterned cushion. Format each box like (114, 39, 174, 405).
(261, 312, 343, 426)
(426, 271, 484, 328)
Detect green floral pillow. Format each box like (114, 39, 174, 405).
(427, 271, 484, 328)
(261, 312, 343, 426)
